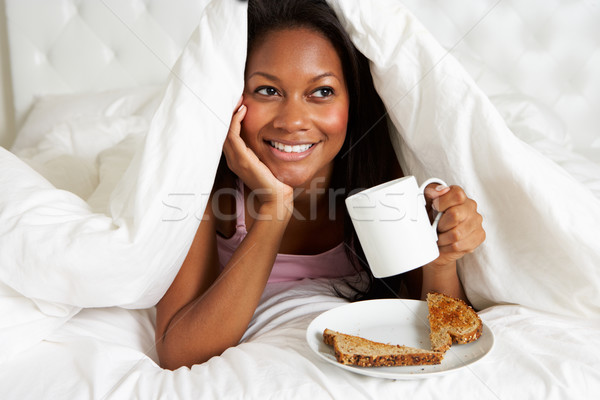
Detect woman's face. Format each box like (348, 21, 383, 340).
(241, 27, 349, 189)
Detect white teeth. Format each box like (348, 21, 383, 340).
(270, 141, 313, 153)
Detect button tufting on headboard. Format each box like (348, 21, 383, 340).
(5, 0, 210, 128)
(402, 0, 600, 151)
(4, 0, 599, 152)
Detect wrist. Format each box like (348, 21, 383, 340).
(420, 260, 466, 301)
(256, 196, 293, 223)
(422, 260, 457, 277)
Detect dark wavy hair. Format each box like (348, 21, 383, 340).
(223, 0, 404, 300)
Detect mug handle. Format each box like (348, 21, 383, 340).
(418, 178, 448, 240)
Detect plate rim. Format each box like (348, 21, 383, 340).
(305, 298, 494, 380)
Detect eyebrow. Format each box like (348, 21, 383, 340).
(309, 72, 340, 83)
(247, 71, 341, 83)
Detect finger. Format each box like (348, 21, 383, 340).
(423, 183, 450, 203)
(438, 223, 486, 252)
(223, 105, 248, 163)
(438, 238, 470, 255)
(224, 105, 247, 152)
(436, 219, 477, 247)
(432, 185, 468, 212)
(436, 203, 468, 232)
(437, 196, 479, 231)
(423, 184, 450, 220)
(227, 104, 247, 138)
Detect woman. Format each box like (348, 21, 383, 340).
(155, 0, 485, 370)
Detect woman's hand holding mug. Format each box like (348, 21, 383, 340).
(423, 184, 485, 268)
(345, 176, 485, 278)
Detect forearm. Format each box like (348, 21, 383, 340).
(420, 261, 467, 302)
(158, 203, 291, 369)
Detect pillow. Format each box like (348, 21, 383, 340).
(0, 0, 246, 362)
(0, 0, 246, 312)
(16, 115, 149, 200)
(11, 85, 162, 153)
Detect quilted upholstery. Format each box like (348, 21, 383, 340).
(5, 0, 208, 127)
(5, 0, 599, 151)
(402, 0, 600, 151)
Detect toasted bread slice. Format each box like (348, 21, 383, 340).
(427, 292, 482, 353)
(323, 328, 444, 367)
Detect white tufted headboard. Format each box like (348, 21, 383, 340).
(4, 0, 209, 129)
(401, 0, 600, 153)
(2, 0, 599, 153)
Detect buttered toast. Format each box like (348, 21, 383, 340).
(323, 328, 444, 367)
(427, 292, 482, 353)
(323, 293, 482, 367)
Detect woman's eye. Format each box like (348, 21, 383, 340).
(312, 87, 334, 98)
(256, 87, 279, 96)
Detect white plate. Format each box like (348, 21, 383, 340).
(306, 299, 494, 379)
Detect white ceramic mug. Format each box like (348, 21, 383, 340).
(345, 176, 447, 278)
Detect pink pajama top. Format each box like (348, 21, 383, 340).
(216, 180, 357, 283)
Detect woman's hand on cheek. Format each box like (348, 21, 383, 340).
(424, 185, 486, 267)
(223, 99, 294, 207)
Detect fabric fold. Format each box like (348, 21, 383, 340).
(0, 0, 246, 361)
(1, 0, 599, 364)
(328, 0, 600, 317)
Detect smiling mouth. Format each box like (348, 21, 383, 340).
(268, 140, 315, 153)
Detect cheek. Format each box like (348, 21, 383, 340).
(319, 104, 348, 146)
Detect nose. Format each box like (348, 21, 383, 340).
(272, 97, 310, 133)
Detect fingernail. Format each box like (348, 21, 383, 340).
(435, 185, 448, 192)
(237, 104, 245, 113)
(432, 198, 440, 211)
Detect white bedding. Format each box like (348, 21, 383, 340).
(1, 0, 600, 399)
(1, 279, 598, 399)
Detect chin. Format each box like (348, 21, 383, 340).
(273, 170, 312, 189)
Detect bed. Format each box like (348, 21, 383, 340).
(1, 0, 599, 399)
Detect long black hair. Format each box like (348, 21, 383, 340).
(223, 0, 404, 300)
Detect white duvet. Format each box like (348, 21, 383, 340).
(1, 279, 599, 399)
(1, 0, 599, 398)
